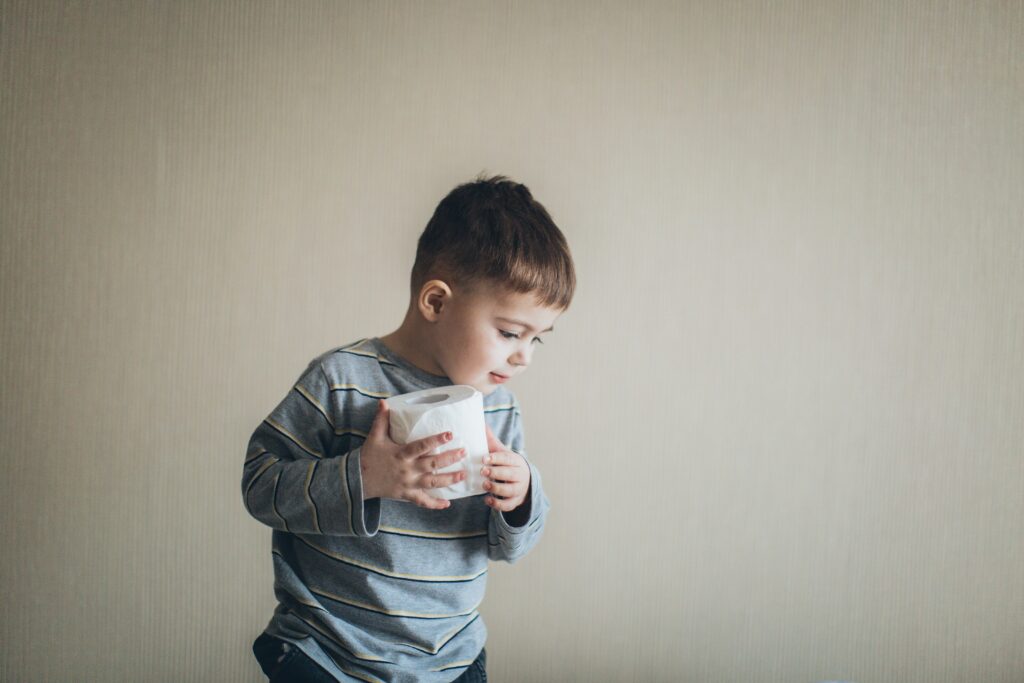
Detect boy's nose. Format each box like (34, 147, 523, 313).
(509, 346, 531, 367)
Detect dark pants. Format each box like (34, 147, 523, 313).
(253, 632, 487, 682)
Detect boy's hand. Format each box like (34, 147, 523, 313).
(360, 400, 466, 510)
(481, 425, 531, 513)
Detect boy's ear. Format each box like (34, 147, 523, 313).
(417, 279, 452, 322)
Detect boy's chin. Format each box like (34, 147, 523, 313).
(450, 375, 500, 395)
(470, 381, 499, 396)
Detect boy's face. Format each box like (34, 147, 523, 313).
(429, 281, 562, 396)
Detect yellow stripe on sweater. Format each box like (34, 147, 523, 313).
(294, 384, 335, 428)
(329, 383, 391, 399)
(265, 417, 323, 458)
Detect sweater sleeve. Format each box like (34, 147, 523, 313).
(241, 359, 380, 537)
(487, 406, 550, 563)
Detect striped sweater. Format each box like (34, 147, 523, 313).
(242, 337, 549, 682)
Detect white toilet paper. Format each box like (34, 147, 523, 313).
(385, 385, 488, 500)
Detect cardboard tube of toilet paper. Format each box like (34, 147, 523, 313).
(385, 385, 488, 500)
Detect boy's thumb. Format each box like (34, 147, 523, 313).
(485, 424, 504, 452)
(371, 399, 388, 431)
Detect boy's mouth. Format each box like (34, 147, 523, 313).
(489, 372, 509, 384)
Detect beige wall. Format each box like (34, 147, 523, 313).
(2, 1, 1022, 681)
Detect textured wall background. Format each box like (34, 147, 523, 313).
(1, 1, 1022, 681)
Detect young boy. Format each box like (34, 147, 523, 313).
(242, 175, 576, 682)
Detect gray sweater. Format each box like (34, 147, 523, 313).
(242, 338, 549, 682)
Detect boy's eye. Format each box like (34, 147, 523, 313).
(499, 330, 544, 344)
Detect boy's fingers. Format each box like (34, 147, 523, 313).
(408, 491, 450, 510)
(417, 447, 466, 473)
(485, 496, 516, 512)
(484, 480, 517, 497)
(484, 449, 521, 467)
(418, 469, 465, 490)
(403, 431, 452, 458)
(481, 465, 521, 483)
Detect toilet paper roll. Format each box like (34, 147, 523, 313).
(385, 385, 488, 500)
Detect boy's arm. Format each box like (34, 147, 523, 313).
(486, 410, 550, 564)
(241, 360, 380, 537)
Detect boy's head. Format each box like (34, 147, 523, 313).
(395, 175, 576, 395)
(410, 174, 575, 310)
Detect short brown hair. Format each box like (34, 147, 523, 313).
(411, 174, 576, 310)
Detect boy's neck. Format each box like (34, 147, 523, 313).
(379, 316, 446, 378)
